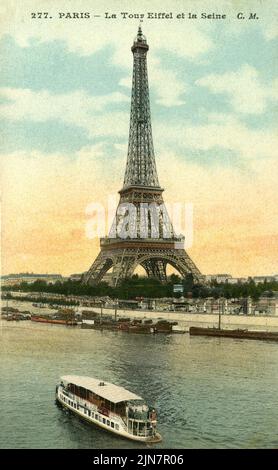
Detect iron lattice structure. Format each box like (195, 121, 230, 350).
(83, 27, 203, 287)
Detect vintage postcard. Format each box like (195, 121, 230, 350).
(1, 0, 277, 454)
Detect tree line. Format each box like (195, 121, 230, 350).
(2, 274, 277, 301)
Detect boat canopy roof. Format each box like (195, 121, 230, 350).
(60, 375, 142, 404)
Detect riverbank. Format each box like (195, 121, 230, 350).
(2, 299, 278, 331)
(92, 306, 278, 331)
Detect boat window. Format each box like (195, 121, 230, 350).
(74, 403, 76, 409)
(103, 418, 106, 425)
(95, 414, 98, 420)
(88, 411, 91, 417)
(111, 422, 114, 428)
(107, 420, 110, 426)
(115, 424, 119, 430)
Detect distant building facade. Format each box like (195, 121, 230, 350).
(205, 274, 232, 283)
(252, 275, 278, 284)
(69, 273, 83, 281)
(1, 273, 64, 286)
(205, 274, 278, 285)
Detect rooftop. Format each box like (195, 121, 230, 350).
(61, 375, 142, 404)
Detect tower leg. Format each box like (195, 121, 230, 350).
(83, 248, 203, 286)
(82, 252, 113, 285)
(141, 259, 167, 283)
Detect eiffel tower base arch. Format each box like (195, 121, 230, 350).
(83, 246, 204, 287)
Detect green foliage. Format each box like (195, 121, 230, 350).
(2, 277, 277, 300)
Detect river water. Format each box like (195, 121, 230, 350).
(0, 318, 278, 449)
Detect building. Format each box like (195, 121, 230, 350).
(1, 273, 63, 286)
(252, 275, 278, 285)
(69, 273, 83, 281)
(227, 277, 248, 284)
(205, 274, 232, 283)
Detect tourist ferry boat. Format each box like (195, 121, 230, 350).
(55, 375, 162, 443)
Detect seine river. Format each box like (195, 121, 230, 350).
(1, 318, 278, 449)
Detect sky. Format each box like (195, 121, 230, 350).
(0, 0, 277, 277)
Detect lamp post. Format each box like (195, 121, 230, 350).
(115, 299, 118, 322)
(218, 297, 224, 330)
(100, 301, 103, 325)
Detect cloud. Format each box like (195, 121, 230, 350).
(1, 144, 277, 277)
(154, 113, 278, 163)
(1, 144, 124, 274)
(1, 87, 277, 163)
(196, 65, 278, 114)
(157, 149, 278, 277)
(264, 21, 278, 40)
(1, 0, 277, 278)
(120, 56, 187, 107)
(0, 1, 214, 65)
(0, 87, 129, 137)
(150, 57, 187, 107)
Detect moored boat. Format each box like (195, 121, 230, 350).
(31, 315, 77, 326)
(189, 326, 278, 342)
(55, 375, 162, 443)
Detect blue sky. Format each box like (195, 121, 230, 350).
(0, 2, 277, 157)
(1, 0, 277, 276)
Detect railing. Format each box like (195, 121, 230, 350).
(100, 237, 180, 245)
(127, 418, 154, 437)
(60, 388, 125, 427)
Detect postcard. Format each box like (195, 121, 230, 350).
(1, 0, 277, 454)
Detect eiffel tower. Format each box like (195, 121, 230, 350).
(83, 27, 203, 287)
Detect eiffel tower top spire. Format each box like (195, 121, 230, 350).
(123, 27, 160, 189)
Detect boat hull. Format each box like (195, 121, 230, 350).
(55, 389, 162, 443)
(189, 327, 278, 342)
(31, 316, 77, 326)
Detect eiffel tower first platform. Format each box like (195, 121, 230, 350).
(83, 27, 203, 287)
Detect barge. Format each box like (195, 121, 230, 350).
(189, 326, 278, 342)
(55, 375, 162, 443)
(81, 318, 179, 334)
(31, 316, 77, 326)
